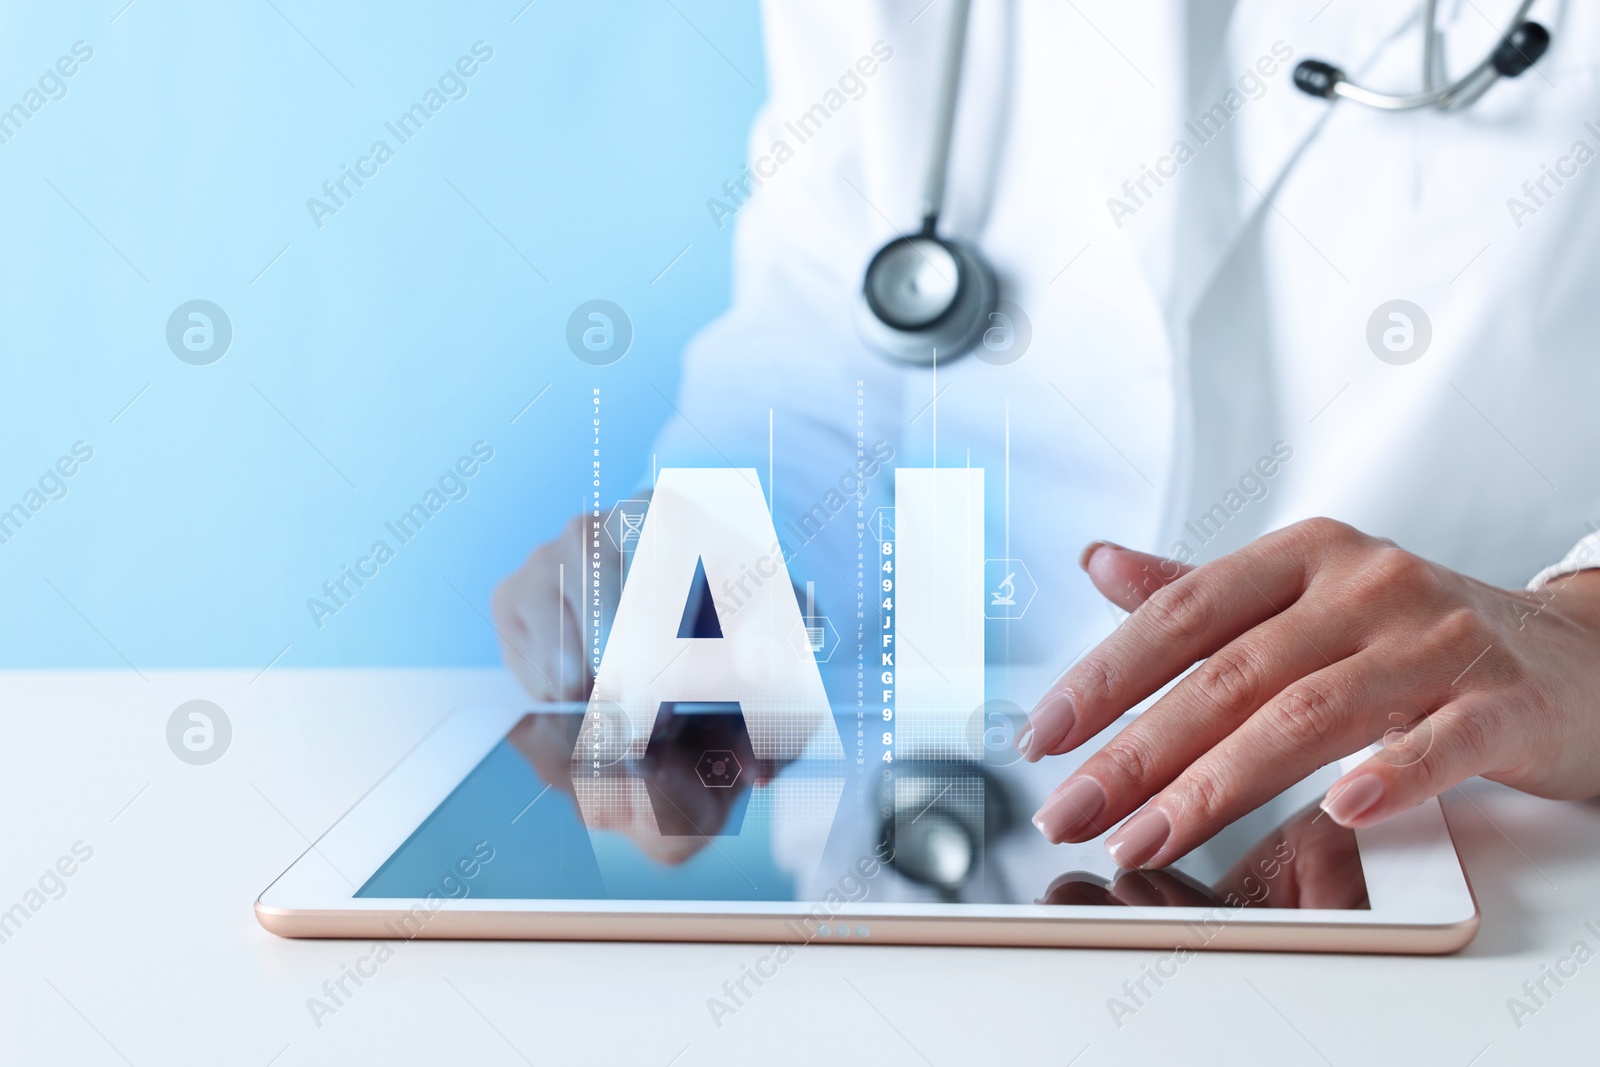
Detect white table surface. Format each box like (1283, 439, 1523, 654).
(2, 668, 1596, 1067)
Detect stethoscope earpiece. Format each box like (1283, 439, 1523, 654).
(1292, 59, 1345, 99)
(1492, 21, 1550, 77)
(859, 0, 1551, 364)
(1294, 1, 1549, 111)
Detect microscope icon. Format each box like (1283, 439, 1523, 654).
(983, 559, 1035, 619)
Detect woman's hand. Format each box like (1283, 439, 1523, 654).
(1023, 518, 1600, 869)
(492, 509, 628, 702)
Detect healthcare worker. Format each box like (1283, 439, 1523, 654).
(494, 0, 1600, 869)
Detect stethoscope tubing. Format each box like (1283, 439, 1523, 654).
(860, 0, 1548, 366)
(920, 0, 972, 228)
(1314, 0, 1541, 110)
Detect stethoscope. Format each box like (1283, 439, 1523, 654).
(877, 760, 1018, 901)
(856, 0, 1551, 366)
(855, 0, 996, 367)
(1294, 0, 1549, 108)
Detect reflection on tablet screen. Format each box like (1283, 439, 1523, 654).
(357, 708, 1368, 910)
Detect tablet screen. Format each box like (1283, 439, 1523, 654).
(356, 707, 1369, 911)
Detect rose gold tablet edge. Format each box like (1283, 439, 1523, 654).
(256, 743, 1481, 957)
(254, 898, 1478, 954)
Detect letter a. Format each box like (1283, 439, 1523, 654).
(585, 468, 843, 761)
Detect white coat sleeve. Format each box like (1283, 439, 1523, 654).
(1527, 531, 1600, 592)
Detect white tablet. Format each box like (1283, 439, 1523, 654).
(256, 701, 1478, 953)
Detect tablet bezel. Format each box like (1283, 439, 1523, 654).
(256, 702, 1479, 952)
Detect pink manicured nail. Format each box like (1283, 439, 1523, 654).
(1023, 692, 1076, 761)
(1320, 774, 1385, 826)
(1078, 540, 1125, 571)
(1033, 777, 1107, 843)
(1106, 808, 1172, 869)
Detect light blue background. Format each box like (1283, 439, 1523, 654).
(0, 1, 765, 668)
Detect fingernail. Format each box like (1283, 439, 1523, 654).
(1013, 725, 1033, 758)
(1078, 540, 1124, 571)
(1106, 808, 1172, 869)
(1023, 692, 1076, 761)
(1320, 774, 1385, 826)
(1032, 776, 1107, 843)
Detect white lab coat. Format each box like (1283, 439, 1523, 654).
(650, 0, 1600, 670)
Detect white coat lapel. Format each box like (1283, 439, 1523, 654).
(1171, 0, 1424, 318)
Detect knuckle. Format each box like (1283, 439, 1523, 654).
(1299, 516, 1349, 540)
(1440, 705, 1496, 766)
(1190, 645, 1266, 717)
(1138, 579, 1211, 643)
(1367, 546, 1432, 591)
(1285, 516, 1358, 550)
(1435, 607, 1492, 655)
(1069, 655, 1121, 710)
(1175, 766, 1232, 824)
(1098, 736, 1158, 787)
(1263, 681, 1347, 760)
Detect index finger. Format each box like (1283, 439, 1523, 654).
(1025, 537, 1311, 760)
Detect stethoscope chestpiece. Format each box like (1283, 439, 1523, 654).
(855, 228, 998, 367)
(876, 760, 1016, 898)
(853, 0, 998, 367)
